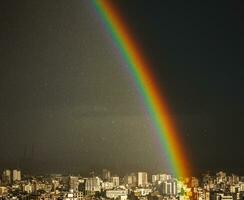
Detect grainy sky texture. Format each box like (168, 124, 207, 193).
(0, 0, 243, 175)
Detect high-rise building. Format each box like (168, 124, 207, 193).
(124, 173, 137, 186)
(161, 180, 177, 195)
(85, 177, 101, 195)
(138, 172, 148, 187)
(111, 176, 120, 187)
(102, 169, 111, 181)
(12, 169, 21, 182)
(2, 169, 11, 185)
(69, 176, 79, 192)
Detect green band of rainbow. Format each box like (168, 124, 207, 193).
(91, 0, 190, 177)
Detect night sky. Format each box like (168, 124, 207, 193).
(0, 0, 243, 176)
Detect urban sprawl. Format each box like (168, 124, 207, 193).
(0, 169, 244, 200)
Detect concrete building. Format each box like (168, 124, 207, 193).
(101, 182, 114, 190)
(85, 177, 101, 195)
(124, 173, 137, 186)
(161, 180, 177, 196)
(69, 176, 79, 192)
(102, 169, 111, 181)
(152, 175, 160, 184)
(106, 189, 128, 199)
(138, 172, 148, 187)
(111, 176, 120, 187)
(2, 170, 11, 185)
(12, 169, 21, 182)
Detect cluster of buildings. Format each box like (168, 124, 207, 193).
(0, 169, 243, 200)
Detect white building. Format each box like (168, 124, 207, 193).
(134, 188, 152, 196)
(111, 176, 120, 187)
(106, 189, 128, 199)
(102, 181, 114, 190)
(2, 169, 11, 184)
(138, 172, 148, 187)
(152, 175, 159, 184)
(162, 180, 177, 196)
(85, 177, 101, 195)
(159, 174, 172, 182)
(69, 176, 79, 192)
(124, 173, 137, 186)
(102, 169, 111, 181)
(12, 169, 21, 182)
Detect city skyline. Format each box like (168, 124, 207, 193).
(0, 0, 243, 176)
(0, 168, 243, 199)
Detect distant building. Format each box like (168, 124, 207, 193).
(0, 186, 8, 196)
(138, 172, 148, 187)
(216, 171, 227, 184)
(161, 180, 177, 196)
(2, 170, 11, 185)
(85, 177, 101, 195)
(101, 181, 114, 190)
(69, 176, 79, 192)
(22, 183, 33, 194)
(159, 174, 172, 182)
(152, 174, 160, 184)
(152, 174, 172, 185)
(111, 176, 120, 187)
(102, 169, 111, 181)
(12, 169, 21, 182)
(106, 189, 128, 199)
(134, 188, 152, 196)
(124, 173, 137, 186)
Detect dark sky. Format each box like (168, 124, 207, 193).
(0, 0, 243, 176)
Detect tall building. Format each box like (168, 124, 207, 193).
(85, 177, 101, 195)
(111, 176, 120, 187)
(2, 169, 11, 185)
(102, 169, 111, 181)
(138, 172, 148, 187)
(12, 169, 21, 182)
(161, 180, 177, 196)
(69, 176, 79, 192)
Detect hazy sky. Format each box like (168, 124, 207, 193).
(0, 0, 243, 175)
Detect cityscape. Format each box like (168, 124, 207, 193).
(1, 0, 243, 200)
(0, 169, 243, 200)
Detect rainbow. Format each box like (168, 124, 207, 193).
(91, 0, 190, 177)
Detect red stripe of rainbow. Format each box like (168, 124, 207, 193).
(91, 0, 190, 177)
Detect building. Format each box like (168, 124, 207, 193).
(159, 174, 172, 182)
(12, 169, 21, 182)
(161, 180, 177, 196)
(106, 189, 128, 199)
(124, 173, 137, 186)
(0, 187, 8, 196)
(69, 176, 79, 192)
(2, 170, 11, 185)
(111, 176, 120, 187)
(138, 172, 148, 187)
(101, 182, 114, 190)
(134, 188, 152, 196)
(102, 169, 111, 181)
(85, 177, 101, 195)
(152, 175, 160, 184)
